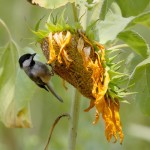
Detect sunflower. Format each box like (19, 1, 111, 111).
(34, 16, 126, 144)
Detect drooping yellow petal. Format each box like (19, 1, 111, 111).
(95, 41, 105, 62)
(58, 31, 72, 65)
(102, 99, 117, 143)
(84, 100, 95, 112)
(95, 98, 124, 144)
(110, 100, 124, 144)
(53, 32, 62, 46)
(48, 31, 72, 67)
(83, 42, 123, 144)
(62, 49, 73, 67)
(47, 32, 56, 64)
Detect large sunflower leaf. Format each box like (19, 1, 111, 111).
(100, 0, 114, 20)
(0, 42, 35, 128)
(0, 42, 18, 127)
(77, 0, 104, 30)
(97, 4, 150, 44)
(127, 11, 150, 29)
(116, 0, 150, 17)
(118, 30, 149, 58)
(129, 57, 150, 115)
(97, 3, 134, 44)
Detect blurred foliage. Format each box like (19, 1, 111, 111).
(116, 0, 150, 17)
(0, 0, 150, 150)
(27, 0, 74, 9)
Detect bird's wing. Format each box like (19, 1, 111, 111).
(33, 61, 51, 83)
(36, 82, 49, 92)
(29, 72, 49, 92)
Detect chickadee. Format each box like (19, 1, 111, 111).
(18, 53, 63, 102)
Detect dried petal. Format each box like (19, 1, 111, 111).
(58, 31, 72, 65)
(77, 37, 84, 53)
(48, 32, 56, 64)
(41, 31, 124, 144)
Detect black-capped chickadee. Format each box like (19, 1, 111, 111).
(18, 53, 63, 102)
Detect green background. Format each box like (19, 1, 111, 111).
(0, 0, 150, 150)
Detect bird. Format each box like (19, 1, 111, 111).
(18, 53, 63, 102)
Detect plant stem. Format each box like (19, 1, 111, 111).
(0, 19, 19, 54)
(68, 3, 81, 150)
(44, 113, 70, 150)
(68, 89, 81, 150)
(0, 18, 12, 40)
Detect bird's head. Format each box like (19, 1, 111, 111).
(19, 53, 36, 68)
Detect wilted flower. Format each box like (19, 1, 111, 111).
(34, 16, 127, 144)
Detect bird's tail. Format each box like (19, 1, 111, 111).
(46, 83, 63, 102)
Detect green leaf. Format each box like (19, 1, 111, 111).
(29, 0, 75, 9)
(13, 69, 36, 128)
(34, 16, 45, 31)
(0, 42, 34, 127)
(100, 0, 114, 20)
(118, 30, 149, 58)
(86, 19, 99, 40)
(0, 42, 18, 127)
(78, 0, 104, 29)
(32, 30, 48, 40)
(116, 0, 150, 17)
(86, 0, 104, 23)
(129, 57, 150, 115)
(96, 4, 150, 44)
(127, 11, 150, 29)
(97, 2, 134, 44)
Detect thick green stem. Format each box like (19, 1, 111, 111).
(68, 89, 81, 150)
(68, 3, 81, 150)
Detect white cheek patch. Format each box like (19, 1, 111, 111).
(23, 57, 32, 67)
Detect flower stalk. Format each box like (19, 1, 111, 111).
(68, 89, 81, 150)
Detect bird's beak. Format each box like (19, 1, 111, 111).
(32, 53, 36, 58)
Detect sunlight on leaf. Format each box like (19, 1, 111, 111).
(29, 0, 74, 9)
(97, 2, 134, 44)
